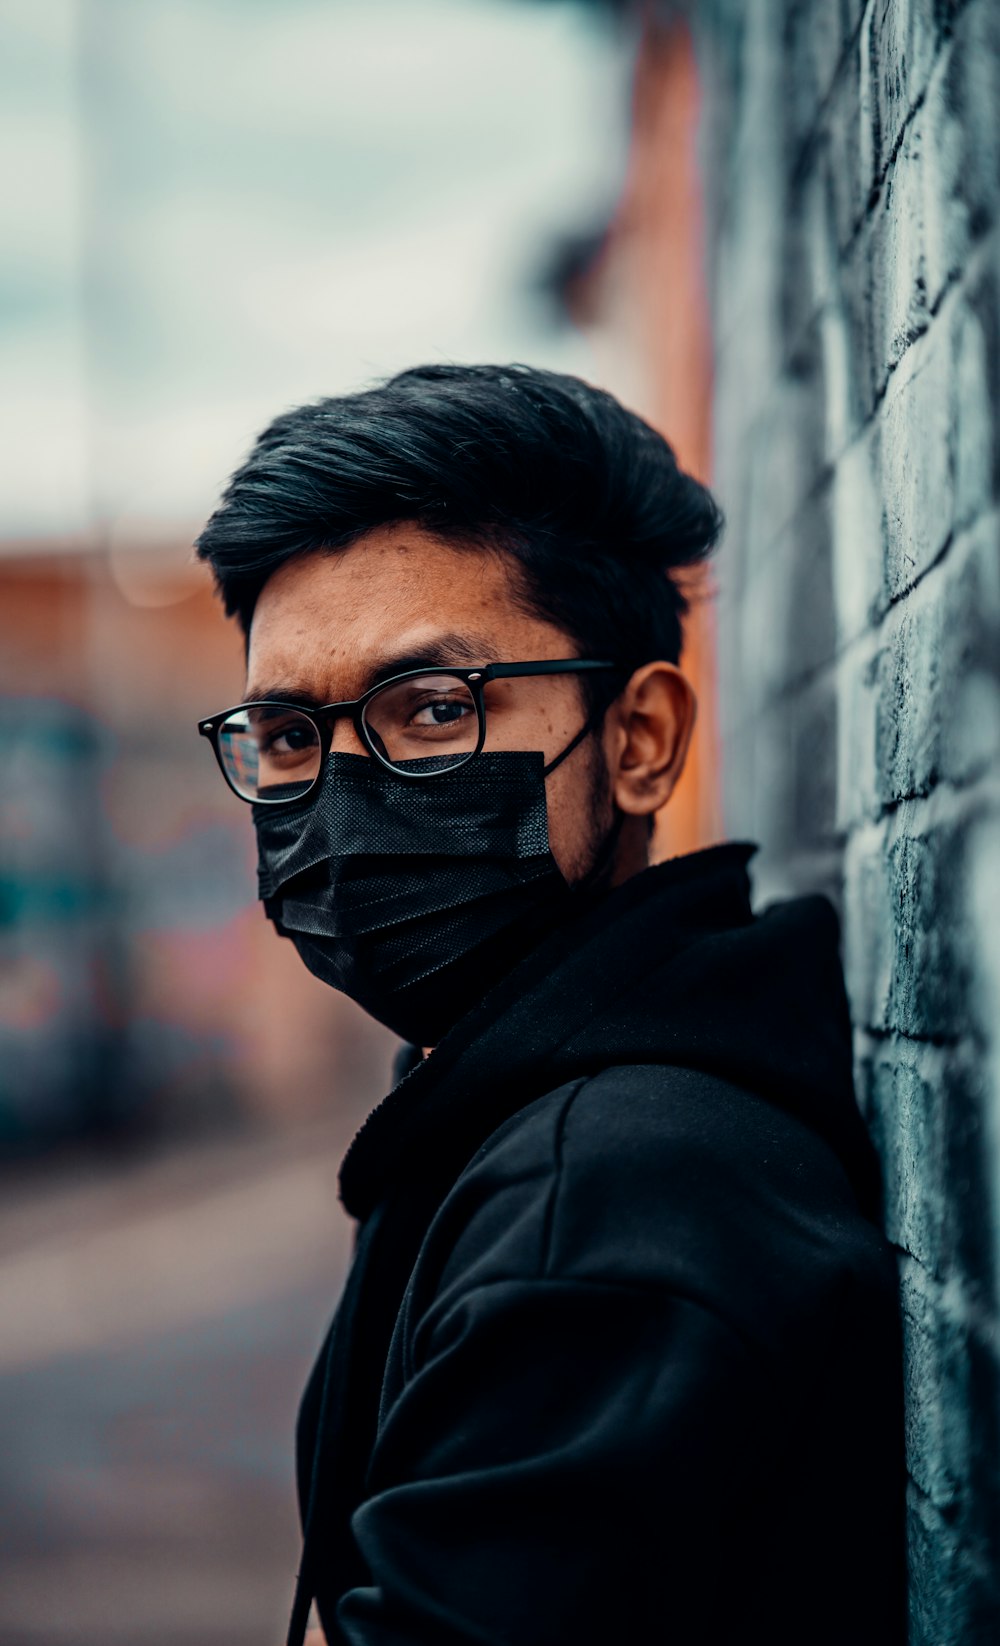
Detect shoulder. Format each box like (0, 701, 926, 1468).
(407, 1064, 894, 1358)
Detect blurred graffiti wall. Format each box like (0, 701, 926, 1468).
(0, 551, 394, 1148)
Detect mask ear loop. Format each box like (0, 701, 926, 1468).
(542, 705, 606, 777)
(541, 702, 626, 893)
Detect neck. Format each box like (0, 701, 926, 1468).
(609, 816, 653, 887)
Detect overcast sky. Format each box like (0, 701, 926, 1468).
(1, 0, 629, 543)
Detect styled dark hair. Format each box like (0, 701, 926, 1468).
(195, 363, 723, 678)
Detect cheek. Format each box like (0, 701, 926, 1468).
(544, 745, 614, 881)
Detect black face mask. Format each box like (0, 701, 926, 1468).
(252, 731, 617, 1047)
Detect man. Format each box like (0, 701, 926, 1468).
(195, 364, 907, 1645)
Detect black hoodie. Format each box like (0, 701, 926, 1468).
(289, 841, 908, 1646)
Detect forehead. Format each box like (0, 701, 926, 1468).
(245, 523, 558, 697)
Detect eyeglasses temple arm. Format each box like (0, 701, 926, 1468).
(482, 660, 619, 682)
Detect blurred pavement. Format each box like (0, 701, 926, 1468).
(0, 1124, 355, 1646)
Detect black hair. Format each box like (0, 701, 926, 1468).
(195, 363, 723, 693)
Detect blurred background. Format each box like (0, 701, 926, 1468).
(1, 3, 716, 1642)
(5, 0, 1000, 1642)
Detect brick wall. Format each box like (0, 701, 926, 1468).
(693, 2, 1000, 1637)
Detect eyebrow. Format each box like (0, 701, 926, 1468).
(245, 631, 502, 706)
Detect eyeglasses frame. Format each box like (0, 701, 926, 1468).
(198, 658, 622, 805)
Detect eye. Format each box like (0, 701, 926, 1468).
(267, 722, 317, 753)
(363, 674, 479, 756)
(409, 698, 474, 727)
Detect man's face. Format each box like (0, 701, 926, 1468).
(244, 522, 617, 882)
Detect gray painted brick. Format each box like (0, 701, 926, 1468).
(939, 7, 1000, 243)
(843, 795, 982, 1037)
(884, 807, 977, 1039)
(830, 425, 886, 641)
(699, 1, 1000, 1636)
(939, 1048, 1000, 1292)
(862, 1035, 997, 1291)
(906, 1481, 968, 1644)
(899, 1257, 970, 1510)
(835, 631, 881, 829)
(742, 699, 797, 858)
(921, 38, 970, 311)
(865, 0, 942, 186)
(777, 484, 838, 686)
(780, 177, 827, 363)
(780, 9, 829, 162)
(839, 211, 882, 427)
(790, 668, 839, 843)
(824, 34, 867, 253)
(863, 1038, 950, 1273)
(788, 0, 849, 123)
(875, 515, 1000, 803)
(870, 111, 930, 385)
(879, 320, 955, 602)
(842, 820, 895, 1029)
(956, 254, 1000, 524)
(919, 16, 1000, 313)
(904, 1301, 1000, 1641)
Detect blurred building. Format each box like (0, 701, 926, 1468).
(546, 15, 721, 853)
(0, 553, 402, 1147)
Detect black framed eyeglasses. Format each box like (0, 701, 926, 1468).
(197, 659, 621, 805)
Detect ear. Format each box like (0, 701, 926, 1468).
(606, 662, 697, 818)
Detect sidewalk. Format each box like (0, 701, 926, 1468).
(0, 1122, 355, 1646)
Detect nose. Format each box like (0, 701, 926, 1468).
(328, 715, 369, 757)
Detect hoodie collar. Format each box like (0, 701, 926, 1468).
(339, 840, 766, 1220)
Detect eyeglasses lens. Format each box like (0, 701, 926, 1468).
(363, 674, 479, 773)
(218, 706, 322, 802)
(218, 674, 481, 800)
